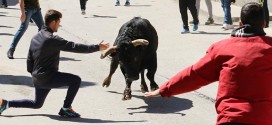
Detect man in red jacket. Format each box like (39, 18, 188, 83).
(145, 2, 272, 125)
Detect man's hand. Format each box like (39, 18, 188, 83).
(99, 40, 110, 51)
(20, 13, 26, 23)
(144, 89, 161, 98)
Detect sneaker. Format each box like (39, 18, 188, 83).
(124, 1, 130, 6)
(58, 107, 81, 118)
(181, 28, 190, 34)
(222, 24, 234, 30)
(115, 1, 120, 6)
(81, 9, 86, 15)
(205, 18, 214, 25)
(193, 24, 198, 31)
(0, 99, 8, 115)
(7, 48, 14, 59)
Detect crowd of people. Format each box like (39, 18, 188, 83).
(0, 0, 272, 125)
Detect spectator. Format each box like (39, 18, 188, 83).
(7, 0, 44, 59)
(80, 0, 88, 15)
(221, 0, 235, 30)
(194, 0, 214, 25)
(179, 0, 199, 33)
(115, 0, 130, 6)
(145, 2, 272, 125)
(0, 0, 7, 8)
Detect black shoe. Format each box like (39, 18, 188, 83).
(58, 107, 81, 118)
(7, 48, 15, 59)
(124, 1, 130, 6)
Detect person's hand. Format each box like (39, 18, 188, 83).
(20, 13, 26, 23)
(99, 40, 110, 51)
(144, 89, 161, 98)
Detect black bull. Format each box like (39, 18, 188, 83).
(100, 17, 159, 100)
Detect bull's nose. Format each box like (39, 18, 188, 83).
(127, 75, 139, 81)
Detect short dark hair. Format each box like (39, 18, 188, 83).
(44, 9, 62, 26)
(240, 2, 264, 27)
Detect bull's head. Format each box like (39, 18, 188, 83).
(101, 39, 149, 81)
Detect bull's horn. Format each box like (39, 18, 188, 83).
(100, 46, 117, 59)
(131, 39, 149, 47)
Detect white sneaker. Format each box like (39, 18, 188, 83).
(222, 24, 234, 30)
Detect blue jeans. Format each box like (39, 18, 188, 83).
(10, 8, 44, 50)
(221, 0, 232, 25)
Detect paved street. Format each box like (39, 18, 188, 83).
(0, 0, 271, 125)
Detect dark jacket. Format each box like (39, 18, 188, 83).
(27, 26, 99, 85)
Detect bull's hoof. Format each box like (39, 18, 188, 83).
(140, 84, 148, 93)
(122, 88, 132, 100)
(102, 77, 111, 87)
(151, 84, 159, 91)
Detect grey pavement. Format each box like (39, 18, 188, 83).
(0, 0, 272, 125)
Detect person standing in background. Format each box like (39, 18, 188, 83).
(179, 0, 199, 33)
(0, 0, 8, 8)
(7, 0, 44, 59)
(221, 0, 235, 30)
(115, 0, 130, 6)
(194, 0, 214, 25)
(80, 0, 88, 15)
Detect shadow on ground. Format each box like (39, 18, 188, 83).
(107, 91, 193, 116)
(0, 75, 97, 88)
(1, 114, 146, 123)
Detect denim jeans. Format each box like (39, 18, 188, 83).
(221, 0, 232, 25)
(10, 8, 44, 50)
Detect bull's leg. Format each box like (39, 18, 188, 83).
(140, 70, 148, 93)
(123, 80, 132, 100)
(146, 55, 159, 91)
(103, 57, 119, 87)
(120, 66, 133, 100)
(146, 71, 159, 91)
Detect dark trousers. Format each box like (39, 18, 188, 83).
(179, 0, 199, 28)
(9, 72, 81, 109)
(262, 0, 269, 27)
(220, 123, 252, 125)
(80, 0, 87, 10)
(1, 0, 7, 5)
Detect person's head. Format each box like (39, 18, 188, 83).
(44, 9, 62, 32)
(240, 2, 265, 28)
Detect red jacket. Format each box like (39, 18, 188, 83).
(160, 36, 272, 125)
